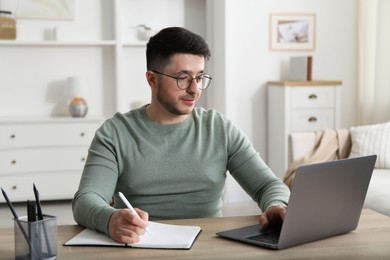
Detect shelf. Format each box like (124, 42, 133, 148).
(0, 115, 105, 124)
(0, 40, 116, 47)
(0, 40, 148, 47)
(122, 41, 147, 47)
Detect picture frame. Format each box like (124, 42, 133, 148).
(16, 0, 75, 20)
(269, 13, 316, 51)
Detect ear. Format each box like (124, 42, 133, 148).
(146, 70, 158, 89)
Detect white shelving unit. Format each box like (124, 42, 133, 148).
(0, 0, 207, 119)
(0, 41, 116, 46)
(0, 0, 207, 201)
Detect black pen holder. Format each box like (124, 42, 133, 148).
(14, 215, 57, 260)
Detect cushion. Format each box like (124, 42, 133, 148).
(363, 169, 390, 216)
(349, 121, 390, 169)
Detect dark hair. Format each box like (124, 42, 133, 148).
(146, 27, 211, 70)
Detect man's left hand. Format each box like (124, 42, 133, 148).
(259, 205, 287, 229)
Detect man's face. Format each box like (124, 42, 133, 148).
(155, 54, 205, 117)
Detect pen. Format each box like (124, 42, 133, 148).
(32, 184, 52, 256)
(118, 191, 151, 235)
(1, 188, 29, 242)
(27, 200, 37, 222)
(27, 200, 42, 259)
(33, 183, 44, 220)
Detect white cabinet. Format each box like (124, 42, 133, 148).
(0, 117, 102, 202)
(267, 81, 342, 178)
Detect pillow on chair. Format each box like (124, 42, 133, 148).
(349, 121, 390, 169)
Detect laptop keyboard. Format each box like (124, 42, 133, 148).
(246, 230, 280, 244)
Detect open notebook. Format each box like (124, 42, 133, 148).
(64, 221, 201, 249)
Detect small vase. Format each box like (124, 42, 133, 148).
(69, 96, 88, 117)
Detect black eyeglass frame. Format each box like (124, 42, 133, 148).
(151, 70, 212, 90)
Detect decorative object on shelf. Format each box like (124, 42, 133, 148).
(52, 26, 59, 40)
(289, 56, 313, 80)
(44, 27, 59, 41)
(69, 96, 88, 118)
(269, 13, 316, 51)
(66, 76, 89, 117)
(136, 24, 157, 41)
(0, 10, 16, 40)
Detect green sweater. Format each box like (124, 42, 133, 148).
(73, 106, 290, 235)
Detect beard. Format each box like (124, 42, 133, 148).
(156, 82, 198, 116)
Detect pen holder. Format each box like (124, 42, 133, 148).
(14, 215, 57, 260)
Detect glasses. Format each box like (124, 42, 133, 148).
(151, 70, 212, 90)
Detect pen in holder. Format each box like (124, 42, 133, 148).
(14, 215, 57, 260)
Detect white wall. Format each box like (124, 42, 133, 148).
(209, 0, 358, 158)
(0, 0, 358, 204)
(208, 0, 358, 203)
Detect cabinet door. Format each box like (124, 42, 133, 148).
(0, 123, 98, 148)
(0, 171, 81, 202)
(291, 109, 335, 131)
(0, 147, 88, 173)
(291, 87, 335, 108)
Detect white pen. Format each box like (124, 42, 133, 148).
(118, 191, 151, 235)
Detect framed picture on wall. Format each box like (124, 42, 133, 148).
(269, 13, 316, 51)
(16, 0, 75, 20)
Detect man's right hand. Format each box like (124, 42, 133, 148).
(108, 208, 149, 243)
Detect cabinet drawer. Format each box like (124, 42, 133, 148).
(0, 147, 88, 173)
(291, 87, 335, 109)
(0, 171, 81, 202)
(291, 109, 335, 131)
(0, 122, 99, 149)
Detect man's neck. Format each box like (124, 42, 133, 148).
(145, 104, 188, 124)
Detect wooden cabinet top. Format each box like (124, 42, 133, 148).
(0, 116, 103, 125)
(268, 80, 342, 86)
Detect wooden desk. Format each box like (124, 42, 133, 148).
(1, 209, 389, 259)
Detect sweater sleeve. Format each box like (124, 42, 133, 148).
(72, 119, 120, 235)
(226, 122, 290, 211)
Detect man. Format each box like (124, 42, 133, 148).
(73, 27, 290, 244)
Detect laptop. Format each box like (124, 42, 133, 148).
(216, 155, 377, 250)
